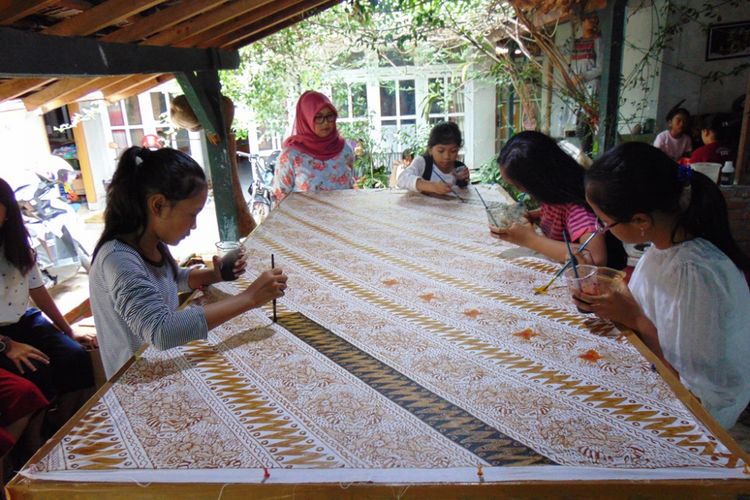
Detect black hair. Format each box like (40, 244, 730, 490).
(666, 107, 690, 123)
(497, 131, 586, 205)
(427, 122, 463, 150)
(700, 113, 731, 142)
(586, 142, 750, 274)
(0, 177, 35, 275)
(498, 131, 627, 268)
(92, 147, 207, 267)
(402, 149, 413, 160)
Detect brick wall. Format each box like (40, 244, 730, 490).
(722, 185, 750, 256)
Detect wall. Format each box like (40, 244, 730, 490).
(0, 101, 51, 187)
(618, 0, 665, 134)
(655, 0, 750, 123)
(722, 185, 750, 257)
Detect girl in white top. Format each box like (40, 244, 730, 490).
(653, 107, 692, 161)
(574, 142, 750, 429)
(397, 122, 470, 195)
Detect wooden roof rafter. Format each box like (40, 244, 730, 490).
(2, 0, 342, 111)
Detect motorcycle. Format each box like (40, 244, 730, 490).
(238, 150, 278, 224)
(13, 168, 91, 289)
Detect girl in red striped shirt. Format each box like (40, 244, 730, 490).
(490, 131, 626, 268)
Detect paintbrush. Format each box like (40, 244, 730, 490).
(474, 187, 500, 227)
(432, 169, 466, 202)
(271, 253, 277, 322)
(533, 230, 598, 295)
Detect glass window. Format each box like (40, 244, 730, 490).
(428, 78, 445, 114)
(332, 84, 349, 119)
(112, 129, 128, 155)
(399, 80, 416, 116)
(175, 129, 190, 153)
(125, 96, 142, 125)
(129, 129, 145, 148)
(351, 83, 368, 118)
(379, 82, 396, 117)
(108, 103, 124, 126)
(150, 93, 167, 122)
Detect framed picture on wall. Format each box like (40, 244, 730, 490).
(706, 21, 750, 61)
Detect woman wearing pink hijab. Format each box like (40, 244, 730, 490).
(272, 90, 355, 205)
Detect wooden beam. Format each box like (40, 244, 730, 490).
(16, 0, 229, 109)
(43, 0, 166, 36)
(106, 75, 174, 103)
(67, 102, 98, 205)
(0, 0, 57, 26)
(1, 27, 239, 78)
(0, 0, 165, 101)
(24, 0, 280, 110)
(177, 71, 239, 241)
(596, 0, 627, 155)
(99, 0, 230, 44)
(227, 0, 339, 49)
(737, 76, 750, 184)
(143, 0, 277, 47)
(182, 0, 308, 48)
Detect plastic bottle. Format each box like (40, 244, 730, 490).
(720, 161, 735, 185)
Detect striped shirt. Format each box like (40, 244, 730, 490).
(89, 240, 207, 379)
(538, 202, 597, 243)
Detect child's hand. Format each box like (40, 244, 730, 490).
(427, 181, 453, 195)
(572, 282, 640, 329)
(211, 249, 247, 282)
(4, 340, 50, 374)
(488, 220, 535, 246)
(243, 268, 288, 308)
(454, 166, 470, 184)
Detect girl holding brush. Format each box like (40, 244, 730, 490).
(89, 147, 288, 379)
(489, 131, 626, 268)
(397, 121, 470, 196)
(576, 142, 750, 428)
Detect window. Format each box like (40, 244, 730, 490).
(379, 79, 416, 152)
(107, 90, 200, 158)
(107, 95, 146, 157)
(333, 82, 369, 126)
(427, 77, 464, 128)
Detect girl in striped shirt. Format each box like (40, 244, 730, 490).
(90, 147, 288, 378)
(489, 131, 626, 268)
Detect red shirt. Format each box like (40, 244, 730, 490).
(689, 142, 734, 165)
(539, 203, 597, 243)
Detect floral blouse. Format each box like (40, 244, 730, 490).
(272, 144, 355, 205)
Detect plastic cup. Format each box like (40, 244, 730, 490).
(486, 201, 524, 229)
(564, 265, 626, 313)
(215, 241, 243, 281)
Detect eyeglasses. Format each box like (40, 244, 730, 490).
(313, 113, 336, 124)
(595, 218, 620, 234)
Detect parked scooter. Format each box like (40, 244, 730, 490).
(13, 169, 91, 289)
(238, 150, 277, 224)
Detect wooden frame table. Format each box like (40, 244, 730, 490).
(8, 189, 750, 498)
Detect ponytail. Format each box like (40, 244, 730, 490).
(680, 171, 750, 274)
(92, 147, 206, 264)
(586, 142, 750, 274)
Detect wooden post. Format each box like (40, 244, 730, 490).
(736, 76, 749, 184)
(67, 102, 97, 205)
(596, 0, 627, 155)
(177, 70, 240, 242)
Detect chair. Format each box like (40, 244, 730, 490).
(690, 162, 722, 184)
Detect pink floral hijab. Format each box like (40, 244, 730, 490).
(283, 90, 346, 161)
